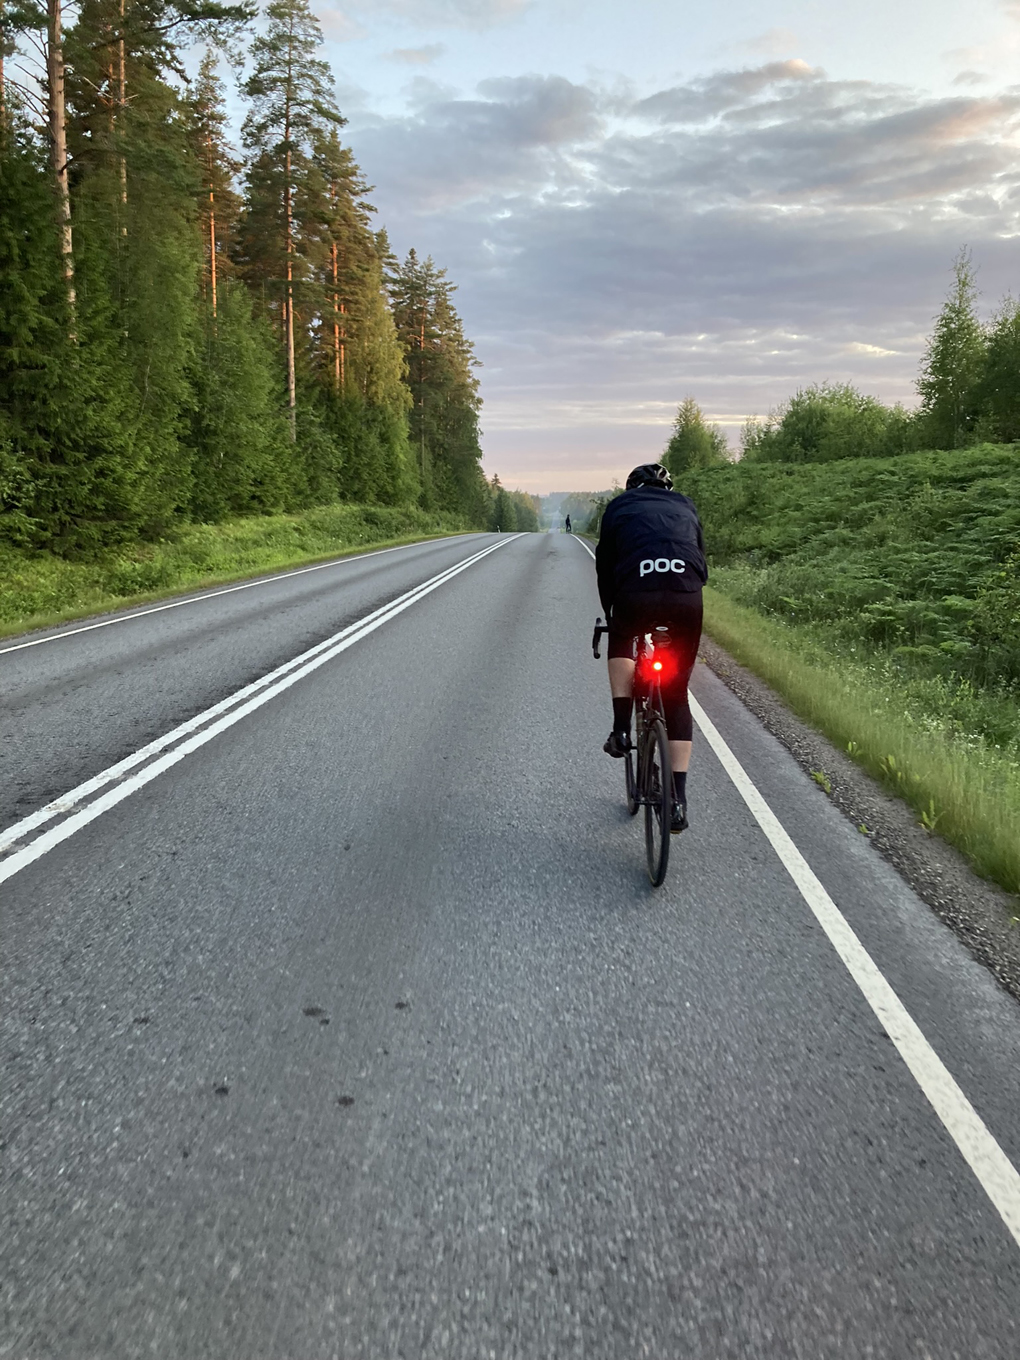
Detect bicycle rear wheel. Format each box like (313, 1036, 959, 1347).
(641, 716, 671, 887)
(624, 748, 639, 817)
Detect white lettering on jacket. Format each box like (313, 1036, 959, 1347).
(639, 558, 687, 577)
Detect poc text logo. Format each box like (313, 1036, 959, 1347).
(639, 557, 686, 577)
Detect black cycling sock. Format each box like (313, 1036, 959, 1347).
(612, 697, 633, 734)
(673, 770, 687, 803)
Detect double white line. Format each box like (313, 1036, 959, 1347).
(0, 536, 519, 887)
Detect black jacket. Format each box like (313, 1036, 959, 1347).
(595, 486, 707, 614)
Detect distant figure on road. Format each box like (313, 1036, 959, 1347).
(564, 515, 572, 533)
(595, 463, 707, 835)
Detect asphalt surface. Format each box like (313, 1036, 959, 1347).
(3, 531, 1020, 1358)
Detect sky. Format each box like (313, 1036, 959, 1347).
(304, 0, 1020, 491)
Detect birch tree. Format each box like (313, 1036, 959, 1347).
(917, 249, 986, 450)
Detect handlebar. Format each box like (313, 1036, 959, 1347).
(592, 617, 609, 659)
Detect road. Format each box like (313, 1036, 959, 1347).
(2, 530, 1020, 1358)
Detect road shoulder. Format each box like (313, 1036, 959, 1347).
(699, 633, 1020, 1006)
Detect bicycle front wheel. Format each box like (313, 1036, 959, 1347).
(642, 717, 671, 887)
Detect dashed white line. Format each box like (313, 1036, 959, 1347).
(576, 528, 1020, 1249)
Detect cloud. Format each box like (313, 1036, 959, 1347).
(354, 75, 601, 209)
(953, 70, 991, 86)
(315, 6, 366, 40)
(346, 0, 528, 30)
(736, 28, 800, 58)
(344, 61, 1020, 487)
(386, 44, 446, 65)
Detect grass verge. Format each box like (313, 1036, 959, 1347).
(702, 585, 1020, 898)
(0, 503, 474, 642)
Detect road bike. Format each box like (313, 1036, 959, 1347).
(593, 617, 673, 886)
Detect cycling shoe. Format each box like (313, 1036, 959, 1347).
(603, 730, 632, 758)
(670, 801, 688, 834)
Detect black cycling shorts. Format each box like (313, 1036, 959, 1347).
(607, 589, 703, 742)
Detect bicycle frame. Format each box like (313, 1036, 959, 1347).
(633, 628, 671, 754)
(593, 617, 674, 885)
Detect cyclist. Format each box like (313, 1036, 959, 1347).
(595, 463, 707, 833)
(565, 514, 572, 533)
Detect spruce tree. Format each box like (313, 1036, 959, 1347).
(0, 105, 142, 552)
(389, 248, 486, 521)
(188, 281, 290, 519)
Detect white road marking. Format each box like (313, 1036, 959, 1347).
(577, 529, 1020, 1248)
(691, 695, 1020, 1250)
(0, 534, 475, 656)
(0, 537, 519, 883)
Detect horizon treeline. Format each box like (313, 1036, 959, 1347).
(663, 248, 1020, 473)
(0, 0, 508, 556)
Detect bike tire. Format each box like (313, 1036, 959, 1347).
(642, 717, 671, 887)
(624, 749, 639, 817)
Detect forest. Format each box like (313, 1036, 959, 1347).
(0, 0, 539, 564)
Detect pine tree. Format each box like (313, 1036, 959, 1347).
(240, 0, 344, 441)
(307, 129, 373, 394)
(917, 249, 986, 450)
(190, 48, 240, 319)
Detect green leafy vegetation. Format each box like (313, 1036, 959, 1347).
(0, 503, 473, 638)
(741, 382, 915, 463)
(683, 445, 1020, 895)
(663, 397, 729, 475)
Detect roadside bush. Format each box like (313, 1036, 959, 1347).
(741, 382, 916, 463)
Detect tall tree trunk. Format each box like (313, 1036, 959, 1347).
(117, 0, 126, 236)
(1, 0, 6, 130)
(419, 308, 426, 479)
(283, 38, 296, 443)
(207, 133, 218, 319)
(209, 191, 217, 317)
(46, 0, 76, 325)
(330, 240, 346, 392)
(284, 141, 296, 441)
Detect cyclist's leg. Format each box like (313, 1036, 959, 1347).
(660, 591, 703, 824)
(604, 604, 639, 754)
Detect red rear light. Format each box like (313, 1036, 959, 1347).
(638, 648, 676, 684)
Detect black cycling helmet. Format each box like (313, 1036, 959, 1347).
(626, 462, 673, 491)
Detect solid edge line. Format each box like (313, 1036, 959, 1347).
(689, 692, 1020, 1251)
(0, 533, 476, 656)
(0, 537, 519, 881)
(579, 527, 1020, 1246)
